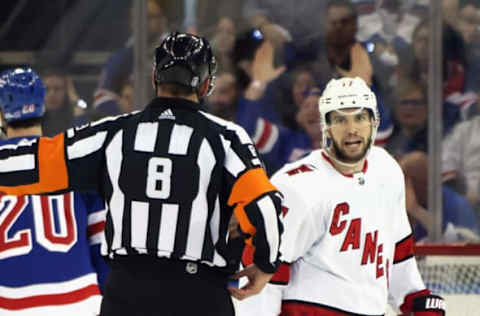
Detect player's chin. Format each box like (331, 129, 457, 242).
(340, 147, 367, 163)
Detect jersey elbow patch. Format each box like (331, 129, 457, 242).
(394, 234, 414, 264)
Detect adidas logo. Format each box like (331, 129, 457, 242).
(159, 108, 175, 120)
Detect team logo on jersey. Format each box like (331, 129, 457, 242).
(159, 108, 176, 120)
(286, 164, 314, 176)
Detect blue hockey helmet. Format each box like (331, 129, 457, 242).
(0, 68, 46, 123)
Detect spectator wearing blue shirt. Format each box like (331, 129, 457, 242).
(400, 151, 480, 242)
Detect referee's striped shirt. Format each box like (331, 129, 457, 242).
(0, 97, 283, 273)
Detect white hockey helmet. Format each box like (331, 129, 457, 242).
(318, 77, 379, 149)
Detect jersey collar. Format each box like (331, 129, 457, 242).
(321, 151, 368, 178)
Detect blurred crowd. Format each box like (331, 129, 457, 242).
(2, 0, 480, 242)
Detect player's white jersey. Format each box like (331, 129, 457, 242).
(265, 147, 425, 315)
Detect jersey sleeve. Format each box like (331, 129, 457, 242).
(236, 169, 321, 316)
(389, 166, 427, 308)
(224, 123, 283, 274)
(0, 119, 112, 195)
(271, 172, 321, 264)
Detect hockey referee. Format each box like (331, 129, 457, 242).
(0, 33, 283, 316)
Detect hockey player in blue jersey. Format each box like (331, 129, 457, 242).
(0, 68, 108, 316)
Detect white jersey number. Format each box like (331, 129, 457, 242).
(0, 193, 77, 259)
(146, 157, 172, 199)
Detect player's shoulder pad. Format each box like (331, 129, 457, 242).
(369, 146, 404, 176)
(273, 151, 319, 179)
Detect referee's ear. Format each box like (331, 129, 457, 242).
(198, 79, 210, 98)
(151, 70, 156, 90)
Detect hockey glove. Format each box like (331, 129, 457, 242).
(399, 289, 445, 316)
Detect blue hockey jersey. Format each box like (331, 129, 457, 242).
(0, 138, 108, 316)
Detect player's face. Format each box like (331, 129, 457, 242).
(327, 108, 373, 163)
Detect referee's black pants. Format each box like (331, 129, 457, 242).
(100, 256, 235, 316)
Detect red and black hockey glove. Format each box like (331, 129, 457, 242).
(399, 289, 445, 316)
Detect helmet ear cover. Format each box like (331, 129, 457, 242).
(154, 32, 217, 96)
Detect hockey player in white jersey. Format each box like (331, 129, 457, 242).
(236, 77, 445, 315)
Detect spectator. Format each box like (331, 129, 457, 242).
(400, 151, 480, 242)
(210, 17, 237, 73)
(310, 0, 394, 144)
(207, 72, 238, 122)
(93, 0, 170, 118)
(398, 18, 467, 99)
(282, 66, 316, 130)
(118, 80, 135, 114)
(442, 114, 480, 212)
(387, 77, 460, 158)
(457, 0, 480, 45)
(41, 68, 90, 136)
(179, 0, 245, 37)
(355, 0, 429, 108)
(312, 0, 372, 85)
(387, 78, 429, 158)
(232, 29, 287, 125)
(356, 0, 427, 52)
(293, 88, 323, 152)
(242, 0, 327, 52)
(451, 0, 480, 118)
(207, 71, 312, 174)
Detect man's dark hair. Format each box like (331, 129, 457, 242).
(7, 117, 43, 129)
(157, 83, 195, 96)
(326, 0, 358, 18)
(232, 28, 264, 64)
(39, 66, 68, 79)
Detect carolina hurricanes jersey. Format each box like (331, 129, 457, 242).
(0, 141, 108, 316)
(239, 146, 426, 315)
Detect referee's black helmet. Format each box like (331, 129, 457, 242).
(154, 32, 217, 96)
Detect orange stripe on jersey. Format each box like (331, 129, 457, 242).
(0, 134, 68, 195)
(228, 167, 277, 236)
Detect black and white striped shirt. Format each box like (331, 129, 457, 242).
(0, 97, 283, 273)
